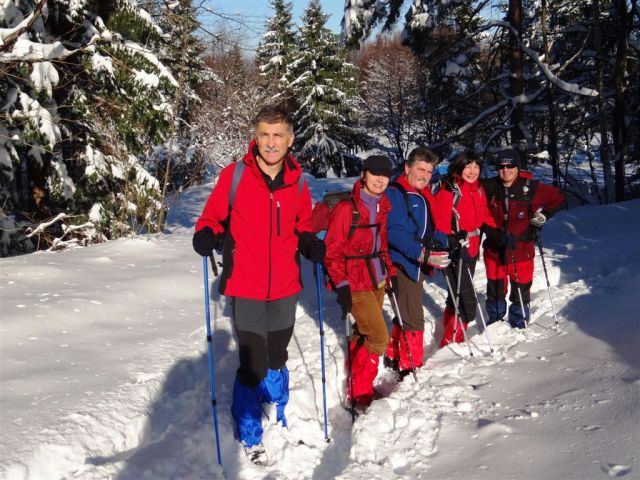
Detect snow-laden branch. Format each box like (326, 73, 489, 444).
(522, 45, 598, 97)
(0, 0, 48, 50)
(25, 213, 66, 238)
(478, 20, 598, 97)
(456, 99, 509, 137)
(0, 35, 101, 64)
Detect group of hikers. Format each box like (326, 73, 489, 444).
(192, 104, 565, 461)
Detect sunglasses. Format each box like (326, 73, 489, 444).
(496, 164, 517, 171)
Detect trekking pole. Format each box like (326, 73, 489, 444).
(345, 313, 356, 424)
(441, 269, 474, 358)
(464, 263, 495, 357)
(314, 263, 330, 442)
(202, 256, 222, 465)
(385, 281, 418, 382)
(535, 231, 560, 331)
(508, 248, 528, 329)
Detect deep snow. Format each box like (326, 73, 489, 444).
(1, 176, 639, 480)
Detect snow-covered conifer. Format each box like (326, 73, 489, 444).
(289, 0, 360, 177)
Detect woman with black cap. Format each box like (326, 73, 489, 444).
(324, 154, 397, 412)
(432, 150, 497, 346)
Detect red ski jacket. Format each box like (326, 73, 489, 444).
(482, 171, 564, 263)
(432, 178, 497, 258)
(195, 140, 313, 301)
(324, 180, 395, 292)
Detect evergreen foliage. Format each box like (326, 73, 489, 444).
(289, 0, 360, 177)
(256, 0, 298, 96)
(0, 0, 205, 255)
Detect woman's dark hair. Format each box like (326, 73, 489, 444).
(447, 149, 482, 178)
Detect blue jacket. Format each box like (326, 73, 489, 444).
(385, 176, 435, 281)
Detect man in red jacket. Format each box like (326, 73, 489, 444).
(482, 150, 564, 328)
(192, 105, 325, 459)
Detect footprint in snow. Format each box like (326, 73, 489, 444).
(601, 463, 632, 477)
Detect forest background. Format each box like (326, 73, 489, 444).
(1, 0, 638, 257)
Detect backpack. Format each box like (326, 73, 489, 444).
(310, 190, 359, 238)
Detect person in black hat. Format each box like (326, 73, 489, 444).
(482, 149, 565, 328)
(324, 153, 397, 411)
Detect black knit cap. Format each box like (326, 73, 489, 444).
(495, 149, 522, 169)
(363, 155, 393, 177)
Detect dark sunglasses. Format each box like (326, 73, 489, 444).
(496, 164, 517, 171)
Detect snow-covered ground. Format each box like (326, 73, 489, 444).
(1, 177, 639, 480)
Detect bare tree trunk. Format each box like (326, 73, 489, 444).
(592, 0, 615, 203)
(508, 0, 527, 168)
(612, 0, 629, 201)
(541, 0, 560, 187)
(157, 13, 189, 232)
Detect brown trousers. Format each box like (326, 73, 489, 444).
(351, 286, 389, 356)
(395, 267, 425, 332)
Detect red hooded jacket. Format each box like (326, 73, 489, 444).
(324, 180, 395, 292)
(432, 177, 497, 258)
(195, 140, 313, 301)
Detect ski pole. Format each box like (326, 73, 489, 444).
(315, 263, 330, 442)
(345, 312, 356, 424)
(202, 256, 222, 465)
(464, 263, 495, 356)
(535, 231, 560, 331)
(441, 269, 474, 357)
(385, 282, 418, 382)
(509, 248, 528, 328)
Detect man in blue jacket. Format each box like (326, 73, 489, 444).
(383, 147, 450, 377)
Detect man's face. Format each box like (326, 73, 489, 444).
(405, 159, 434, 190)
(254, 121, 294, 166)
(497, 163, 518, 186)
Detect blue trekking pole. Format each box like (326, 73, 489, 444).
(202, 256, 222, 465)
(315, 262, 330, 442)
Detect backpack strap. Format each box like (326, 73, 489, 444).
(229, 161, 245, 208)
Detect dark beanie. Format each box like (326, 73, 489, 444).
(495, 149, 521, 169)
(363, 155, 393, 177)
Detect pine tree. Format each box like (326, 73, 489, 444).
(0, 0, 204, 255)
(289, 0, 360, 177)
(256, 0, 297, 97)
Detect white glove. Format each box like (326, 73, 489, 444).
(427, 250, 451, 269)
(530, 211, 547, 229)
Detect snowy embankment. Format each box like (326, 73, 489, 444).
(1, 178, 638, 480)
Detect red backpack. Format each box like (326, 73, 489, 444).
(311, 190, 359, 236)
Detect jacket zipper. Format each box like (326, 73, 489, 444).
(267, 192, 273, 301)
(276, 201, 281, 236)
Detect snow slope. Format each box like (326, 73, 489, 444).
(1, 178, 639, 480)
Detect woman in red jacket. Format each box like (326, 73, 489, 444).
(324, 155, 396, 411)
(432, 150, 497, 346)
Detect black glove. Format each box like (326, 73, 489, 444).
(299, 232, 326, 263)
(336, 285, 352, 318)
(499, 231, 517, 249)
(447, 230, 468, 251)
(192, 226, 220, 257)
(388, 276, 399, 296)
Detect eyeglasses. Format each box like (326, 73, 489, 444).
(496, 164, 517, 171)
